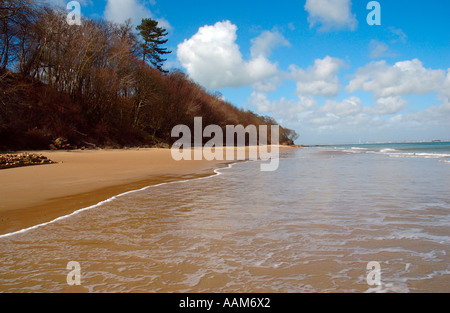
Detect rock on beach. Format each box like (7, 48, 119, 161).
(0, 153, 56, 170)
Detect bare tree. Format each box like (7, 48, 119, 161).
(0, 0, 42, 71)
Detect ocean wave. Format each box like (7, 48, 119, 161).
(387, 152, 450, 159)
(350, 147, 370, 151)
(379, 148, 399, 154)
(370, 147, 450, 160)
(345, 147, 372, 154)
(415, 153, 450, 158)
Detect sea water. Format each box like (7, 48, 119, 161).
(0, 143, 449, 292)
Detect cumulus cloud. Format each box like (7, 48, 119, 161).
(293, 96, 414, 139)
(250, 30, 290, 58)
(177, 21, 286, 90)
(250, 60, 450, 143)
(371, 97, 409, 115)
(319, 96, 362, 117)
(298, 96, 383, 134)
(248, 92, 316, 122)
(104, 0, 171, 30)
(251, 76, 284, 93)
(304, 0, 358, 31)
(290, 56, 344, 97)
(395, 99, 450, 129)
(249, 91, 272, 113)
(346, 59, 447, 98)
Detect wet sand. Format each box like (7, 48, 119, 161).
(0, 146, 448, 293)
(0, 146, 296, 236)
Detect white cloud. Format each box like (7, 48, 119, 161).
(104, 0, 148, 25)
(389, 27, 408, 44)
(295, 96, 398, 136)
(398, 99, 450, 127)
(346, 59, 447, 98)
(104, 0, 172, 30)
(254, 59, 449, 144)
(298, 98, 380, 134)
(369, 40, 395, 59)
(304, 0, 358, 31)
(248, 92, 316, 122)
(250, 30, 290, 58)
(249, 91, 272, 113)
(247, 57, 449, 144)
(372, 97, 409, 115)
(177, 21, 284, 90)
(319, 96, 362, 117)
(290, 56, 344, 97)
(251, 76, 283, 93)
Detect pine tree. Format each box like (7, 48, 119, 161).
(136, 18, 171, 73)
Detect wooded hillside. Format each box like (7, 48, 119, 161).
(0, 0, 298, 151)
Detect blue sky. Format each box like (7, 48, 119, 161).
(60, 0, 449, 144)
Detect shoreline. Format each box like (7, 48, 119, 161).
(0, 146, 297, 236)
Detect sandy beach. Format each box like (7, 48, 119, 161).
(1, 144, 449, 293)
(0, 146, 296, 236)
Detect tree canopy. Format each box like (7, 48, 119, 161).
(136, 18, 171, 72)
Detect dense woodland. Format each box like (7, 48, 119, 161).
(0, 0, 298, 151)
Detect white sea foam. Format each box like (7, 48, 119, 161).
(364, 282, 410, 293)
(381, 151, 450, 159)
(341, 146, 450, 162)
(379, 148, 398, 153)
(350, 147, 369, 151)
(415, 153, 450, 158)
(347, 147, 371, 153)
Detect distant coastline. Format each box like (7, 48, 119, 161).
(307, 140, 450, 147)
